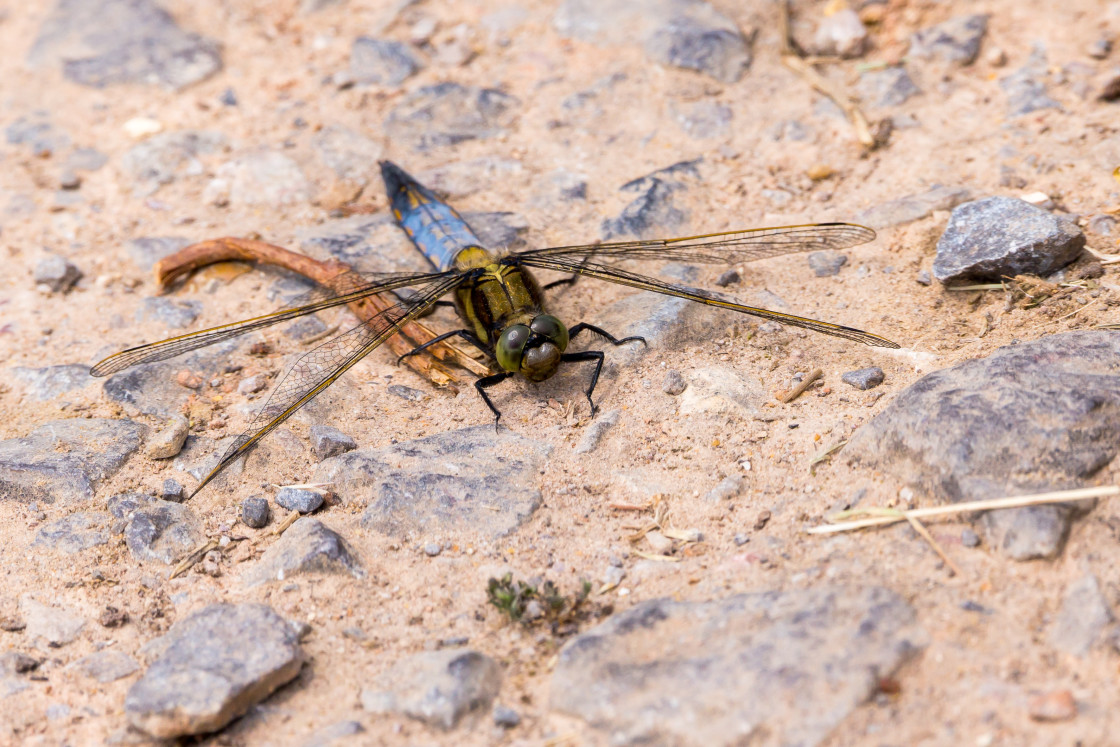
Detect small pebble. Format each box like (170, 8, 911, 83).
(59, 170, 81, 190)
(310, 425, 358, 460)
(238, 375, 268, 395)
(423, 542, 442, 557)
(388, 384, 427, 402)
(1029, 689, 1077, 722)
(715, 269, 740, 287)
(807, 251, 848, 277)
(663, 370, 687, 396)
(219, 88, 238, 106)
(1088, 38, 1112, 60)
(733, 533, 750, 546)
(807, 163, 834, 181)
(123, 117, 163, 139)
(493, 704, 521, 728)
(161, 479, 185, 503)
(916, 269, 932, 286)
(275, 487, 324, 514)
(241, 496, 271, 528)
(147, 415, 189, 458)
(33, 255, 82, 293)
(961, 528, 981, 548)
(841, 367, 885, 390)
(602, 565, 626, 587)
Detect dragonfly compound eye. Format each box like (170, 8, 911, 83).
(496, 324, 531, 372)
(530, 314, 569, 352)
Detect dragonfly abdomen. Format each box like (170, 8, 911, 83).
(381, 160, 484, 271)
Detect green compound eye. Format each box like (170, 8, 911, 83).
(530, 315, 569, 352)
(495, 324, 531, 372)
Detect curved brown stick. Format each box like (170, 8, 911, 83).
(153, 237, 493, 389)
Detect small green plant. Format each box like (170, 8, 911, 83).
(486, 573, 592, 626)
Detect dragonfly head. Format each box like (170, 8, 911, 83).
(496, 315, 570, 381)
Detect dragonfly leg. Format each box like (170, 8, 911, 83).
(568, 323, 647, 348)
(476, 371, 514, 430)
(560, 350, 606, 415)
(397, 329, 490, 365)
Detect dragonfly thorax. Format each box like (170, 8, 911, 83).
(495, 314, 570, 381)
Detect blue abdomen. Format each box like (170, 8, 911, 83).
(380, 161, 483, 271)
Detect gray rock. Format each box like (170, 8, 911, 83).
(0, 652, 39, 676)
(423, 542, 442, 557)
(237, 374, 268, 395)
(275, 487, 324, 514)
(715, 269, 740, 286)
(29, 0, 221, 90)
(125, 603, 302, 738)
(601, 159, 701, 239)
(807, 250, 848, 277)
(704, 474, 743, 502)
(575, 410, 620, 454)
(662, 369, 687, 395)
(32, 510, 111, 553)
(216, 151, 310, 207)
(21, 595, 86, 647)
(551, 587, 926, 745)
(312, 125, 383, 186)
(384, 82, 519, 151)
(314, 426, 550, 540)
(1000, 45, 1061, 117)
(310, 425, 357, 460)
(493, 704, 521, 728)
(933, 197, 1084, 283)
(161, 479, 185, 502)
(240, 496, 270, 528)
(674, 101, 732, 139)
(555, 0, 752, 83)
(136, 298, 201, 328)
(101, 339, 241, 417)
(33, 254, 82, 293)
(841, 366, 885, 390)
(0, 418, 145, 503)
(808, 8, 867, 58)
(242, 518, 364, 586)
(350, 37, 422, 86)
(466, 211, 529, 251)
(1049, 574, 1113, 656)
(125, 500, 205, 564)
(108, 491, 151, 519)
(120, 130, 227, 197)
(12, 364, 92, 401)
(847, 331, 1120, 560)
(678, 366, 764, 417)
(5, 112, 71, 155)
(854, 185, 973, 229)
(72, 650, 139, 683)
(908, 14, 988, 65)
(302, 720, 365, 746)
(66, 147, 109, 172)
(126, 236, 193, 271)
(146, 415, 189, 459)
(360, 650, 501, 730)
(961, 528, 981, 548)
(857, 67, 920, 107)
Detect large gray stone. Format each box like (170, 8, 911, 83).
(1000, 45, 1061, 118)
(384, 82, 519, 151)
(551, 587, 926, 745)
(0, 419, 145, 503)
(124, 499, 205, 564)
(125, 603, 302, 738)
(32, 510, 111, 553)
(555, 0, 752, 83)
(12, 364, 93, 401)
(28, 0, 222, 90)
(601, 159, 702, 240)
(847, 331, 1120, 560)
(314, 426, 550, 540)
(908, 14, 988, 65)
(243, 518, 364, 587)
(932, 197, 1084, 283)
(361, 650, 501, 730)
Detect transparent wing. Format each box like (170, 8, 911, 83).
(191, 273, 462, 496)
(516, 223, 876, 264)
(517, 255, 899, 349)
(90, 269, 455, 376)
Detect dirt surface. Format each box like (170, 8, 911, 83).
(2, 0, 1120, 744)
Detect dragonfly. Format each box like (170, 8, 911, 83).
(91, 160, 899, 497)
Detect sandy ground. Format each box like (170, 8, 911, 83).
(2, 0, 1120, 744)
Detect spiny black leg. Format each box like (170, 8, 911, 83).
(396, 329, 490, 366)
(561, 350, 605, 415)
(568, 323, 647, 348)
(476, 371, 514, 431)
